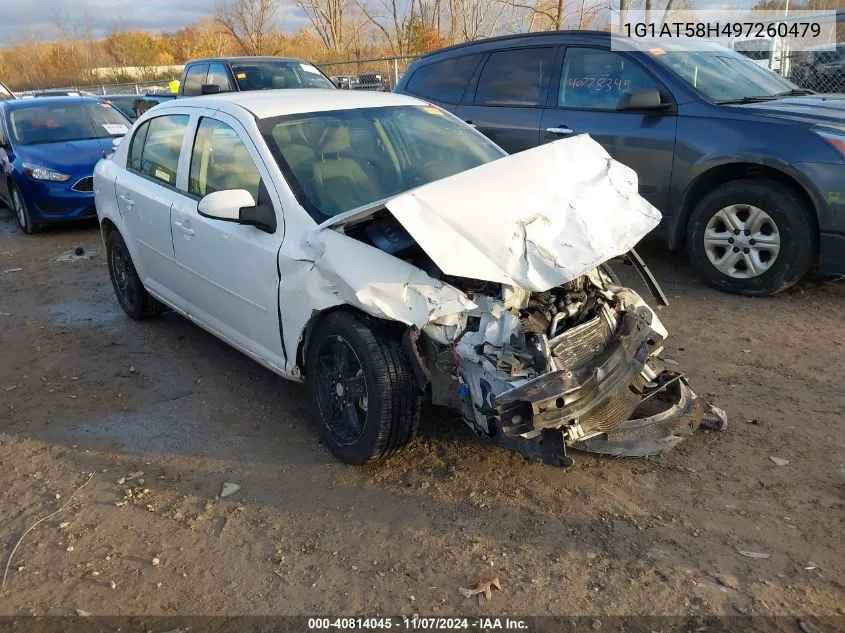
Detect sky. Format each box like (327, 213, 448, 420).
(0, 0, 311, 45)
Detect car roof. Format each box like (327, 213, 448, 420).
(186, 56, 309, 65)
(1, 95, 105, 110)
(155, 89, 426, 119)
(413, 30, 728, 61)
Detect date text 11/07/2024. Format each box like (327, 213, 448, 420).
(624, 21, 822, 39)
(307, 617, 529, 630)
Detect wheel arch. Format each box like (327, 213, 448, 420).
(294, 305, 408, 378)
(670, 162, 820, 251)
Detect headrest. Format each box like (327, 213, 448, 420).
(272, 76, 286, 89)
(320, 126, 350, 154)
(273, 126, 291, 146)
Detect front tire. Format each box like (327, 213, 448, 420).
(306, 312, 420, 465)
(11, 184, 39, 234)
(105, 229, 161, 319)
(686, 179, 815, 296)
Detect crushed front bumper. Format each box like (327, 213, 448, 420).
(491, 307, 701, 464)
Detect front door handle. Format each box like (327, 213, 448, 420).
(173, 220, 195, 237)
(118, 193, 135, 207)
(464, 120, 478, 128)
(546, 126, 574, 135)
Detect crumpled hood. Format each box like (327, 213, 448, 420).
(324, 134, 661, 292)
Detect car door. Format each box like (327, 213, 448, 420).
(402, 54, 485, 114)
(116, 113, 192, 307)
(0, 114, 10, 203)
(169, 111, 286, 371)
(540, 46, 678, 211)
(205, 62, 235, 94)
(456, 46, 558, 154)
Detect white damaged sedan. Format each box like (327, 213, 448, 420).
(94, 90, 701, 466)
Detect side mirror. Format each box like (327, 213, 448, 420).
(617, 89, 670, 111)
(201, 84, 221, 95)
(112, 137, 123, 152)
(197, 189, 276, 233)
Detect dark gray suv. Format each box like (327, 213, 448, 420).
(395, 31, 845, 296)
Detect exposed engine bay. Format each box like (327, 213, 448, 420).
(343, 210, 701, 466)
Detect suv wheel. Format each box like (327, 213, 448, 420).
(686, 179, 815, 296)
(105, 229, 162, 319)
(306, 312, 420, 465)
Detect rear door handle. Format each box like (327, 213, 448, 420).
(546, 126, 574, 135)
(173, 220, 195, 237)
(118, 193, 134, 207)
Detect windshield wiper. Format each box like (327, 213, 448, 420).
(715, 96, 778, 104)
(773, 88, 815, 97)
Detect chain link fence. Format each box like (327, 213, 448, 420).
(315, 55, 420, 91)
(776, 46, 845, 94)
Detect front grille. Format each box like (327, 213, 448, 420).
(549, 311, 613, 371)
(71, 177, 93, 192)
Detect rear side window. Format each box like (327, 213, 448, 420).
(474, 48, 556, 107)
(130, 114, 190, 186)
(406, 54, 482, 104)
(206, 63, 234, 92)
(182, 64, 209, 97)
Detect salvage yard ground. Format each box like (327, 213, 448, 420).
(0, 206, 843, 618)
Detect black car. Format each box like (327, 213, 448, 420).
(395, 31, 845, 296)
(178, 56, 336, 97)
(102, 93, 175, 122)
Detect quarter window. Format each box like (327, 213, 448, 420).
(189, 118, 262, 200)
(406, 54, 482, 104)
(132, 115, 189, 186)
(474, 48, 556, 107)
(182, 64, 209, 97)
(558, 48, 658, 110)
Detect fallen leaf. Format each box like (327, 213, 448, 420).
(126, 471, 144, 480)
(458, 576, 502, 603)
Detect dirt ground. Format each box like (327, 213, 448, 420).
(0, 204, 844, 621)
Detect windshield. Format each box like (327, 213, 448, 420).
(231, 61, 335, 91)
(260, 105, 505, 220)
(9, 101, 130, 145)
(650, 48, 794, 101)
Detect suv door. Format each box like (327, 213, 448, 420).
(169, 111, 287, 371)
(116, 113, 192, 307)
(540, 46, 677, 211)
(456, 46, 557, 154)
(403, 54, 484, 114)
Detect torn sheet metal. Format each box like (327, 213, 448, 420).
(382, 134, 661, 292)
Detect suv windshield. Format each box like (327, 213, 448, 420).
(9, 101, 130, 145)
(260, 105, 505, 220)
(650, 47, 795, 102)
(231, 61, 335, 91)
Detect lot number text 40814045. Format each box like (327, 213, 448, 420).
(307, 617, 529, 630)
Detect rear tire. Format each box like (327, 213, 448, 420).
(686, 179, 815, 296)
(306, 312, 420, 465)
(11, 184, 39, 234)
(105, 229, 162, 319)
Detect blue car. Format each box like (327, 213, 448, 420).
(0, 96, 131, 233)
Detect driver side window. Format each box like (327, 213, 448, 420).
(558, 48, 658, 110)
(189, 117, 262, 201)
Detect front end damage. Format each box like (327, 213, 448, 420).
(420, 270, 700, 465)
(291, 135, 702, 465)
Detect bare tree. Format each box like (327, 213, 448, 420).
(295, 0, 349, 53)
(215, 0, 281, 55)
